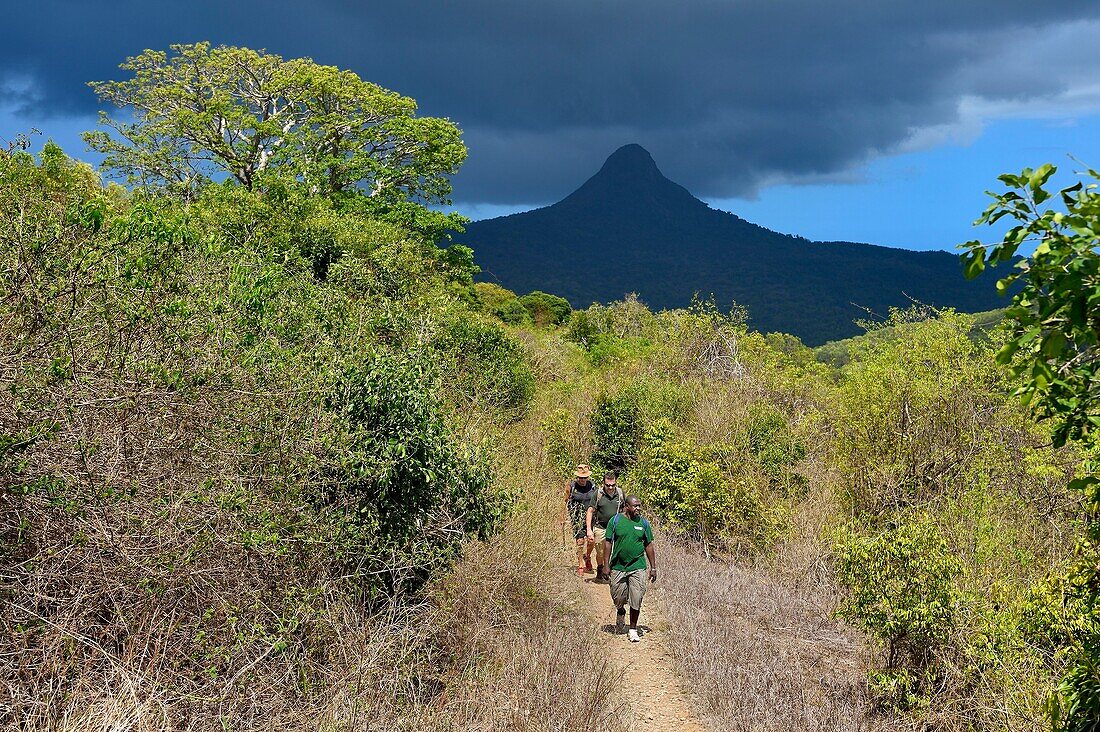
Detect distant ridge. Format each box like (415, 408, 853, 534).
(459, 144, 1003, 345)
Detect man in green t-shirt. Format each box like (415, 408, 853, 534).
(600, 496, 657, 642)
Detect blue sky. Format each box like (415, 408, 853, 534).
(711, 114, 1100, 253)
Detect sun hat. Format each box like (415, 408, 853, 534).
(574, 464, 592, 478)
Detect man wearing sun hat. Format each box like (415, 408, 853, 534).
(562, 464, 598, 576)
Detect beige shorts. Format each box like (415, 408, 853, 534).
(593, 526, 607, 545)
(609, 569, 648, 612)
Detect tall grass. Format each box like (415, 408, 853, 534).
(657, 531, 883, 732)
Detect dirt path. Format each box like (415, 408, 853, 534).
(560, 547, 709, 732)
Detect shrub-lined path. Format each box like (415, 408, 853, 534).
(563, 547, 709, 732)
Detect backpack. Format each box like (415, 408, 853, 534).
(568, 479, 596, 504)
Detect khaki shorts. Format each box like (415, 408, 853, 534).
(593, 526, 608, 562)
(609, 569, 648, 612)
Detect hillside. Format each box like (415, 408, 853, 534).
(460, 144, 1005, 345)
(814, 308, 1005, 367)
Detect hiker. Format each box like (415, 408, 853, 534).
(562, 464, 598, 576)
(601, 496, 657, 642)
(585, 471, 623, 583)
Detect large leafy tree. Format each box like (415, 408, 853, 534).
(84, 43, 467, 214)
(962, 164, 1100, 731)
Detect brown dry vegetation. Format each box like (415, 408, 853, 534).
(0, 368, 629, 732)
(0, 143, 629, 732)
(658, 534, 881, 732)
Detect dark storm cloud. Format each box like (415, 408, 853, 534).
(3, 1, 1100, 203)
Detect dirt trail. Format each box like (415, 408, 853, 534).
(561, 546, 709, 732)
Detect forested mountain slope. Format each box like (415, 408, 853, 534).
(461, 144, 1004, 344)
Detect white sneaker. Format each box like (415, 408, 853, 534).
(628, 629, 640, 643)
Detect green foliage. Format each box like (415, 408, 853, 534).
(832, 310, 1003, 516)
(763, 332, 816, 367)
(496, 298, 532, 326)
(962, 163, 1100, 728)
(437, 245, 480, 286)
(589, 378, 692, 473)
(433, 315, 536, 416)
(518, 290, 572, 327)
(325, 352, 511, 596)
(814, 308, 1005, 369)
(566, 295, 658, 365)
(866, 668, 926, 714)
(1, 138, 514, 683)
(962, 164, 1100, 451)
(1051, 644, 1100, 732)
(591, 386, 645, 473)
(85, 43, 467, 240)
(834, 519, 960, 706)
(632, 420, 785, 550)
(742, 403, 806, 495)
(473, 282, 531, 325)
(541, 408, 578, 479)
(1020, 540, 1100, 732)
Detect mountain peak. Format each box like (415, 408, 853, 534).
(598, 143, 659, 176)
(556, 143, 706, 215)
(463, 144, 1005, 345)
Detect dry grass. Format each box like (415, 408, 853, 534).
(656, 531, 886, 731)
(426, 402, 629, 731)
(0, 337, 627, 732)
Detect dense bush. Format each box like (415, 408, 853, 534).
(631, 420, 786, 551)
(834, 519, 960, 709)
(832, 310, 1004, 517)
(741, 403, 807, 496)
(518, 290, 572, 327)
(1020, 540, 1100, 730)
(590, 379, 693, 474)
(591, 386, 645, 473)
(324, 352, 511, 597)
(473, 281, 531, 325)
(566, 295, 659, 366)
(0, 138, 518, 727)
(432, 314, 536, 415)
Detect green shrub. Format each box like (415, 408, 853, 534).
(589, 378, 693, 474)
(473, 282, 532, 325)
(1021, 540, 1100, 731)
(518, 290, 572, 327)
(591, 386, 645, 473)
(495, 297, 532, 325)
(433, 315, 536, 415)
(325, 351, 512, 597)
(741, 403, 806, 496)
(866, 668, 926, 713)
(632, 420, 785, 551)
(1051, 645, 1100, 732)
(566, 309, 598, 347)
(541, 408, 576, 478)
(567, 295, 657, 350)
(832, 311, 1003, 516)
(834, 518, 960, 704)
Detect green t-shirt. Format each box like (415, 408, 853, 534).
(606, 514, 653, 572)
(589, 487, 623, 528)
